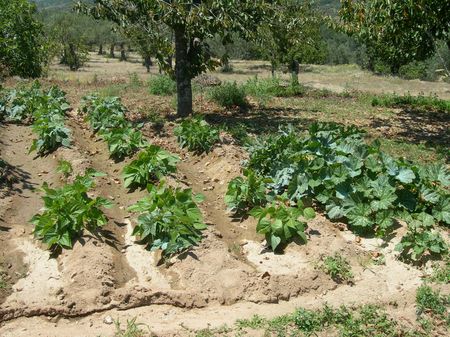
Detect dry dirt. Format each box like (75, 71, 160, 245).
(0, 104, 429, 337)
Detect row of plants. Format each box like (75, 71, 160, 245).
(79, 95, 147, 160)
(372, 93, 450, 113)
(225, 122, 449, 263)
(27, 94, 208, 256)
(0, 81, 71, 155)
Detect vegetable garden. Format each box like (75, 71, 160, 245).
(0, 75, 448, 337)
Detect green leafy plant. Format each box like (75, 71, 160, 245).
(128, 181, 207, 257)
(174, 116, 220, 154)
(209, 82, 249, 109)
(319, 253, 354, 283)
(80, 95, 127, 133)
(148, 75, 176, 96)
(416, 285, 449, 322)
(56, 160, 73, 179)
(395, 213, 448, 263)
(29, 114, 71, 155)
(241, 122, 450, 262)
(372, 93, 450, 113)
(99, 126, 147, 160)
(249, 198, 315, 251)
(31, 170, 112, 249)
(122, 145, 179, 189)
(225, 169, 271, 213)
(114, 317, 148, 337)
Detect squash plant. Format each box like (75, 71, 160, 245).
(31, 169, 112, 249)
(128, 181, 207, 257)
(249, 198, 315, 251)
(122, 145, 179, 189)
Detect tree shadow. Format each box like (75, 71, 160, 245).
(204, 107, 333, 135)
(369, 107, 449, 154)
(0, 160, 36, 198)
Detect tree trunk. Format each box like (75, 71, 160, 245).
(174, 28, 192, 117)
(98, 44, 103, 55)
(109, 44, 115, 58)
(120, 43, 127, 61)
(271, 62, 275, 78)
(290, 60, 299, 86)
(144, 55, 152, 73)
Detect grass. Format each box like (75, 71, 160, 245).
(318, 253, 354, 283)
(372, 93, 450, 113)
(429, 257, 450, 284)
(114, 317, 149, 337)
(148, 75, 176, 96)
(195, 285, 449, 336)
(416, 285, 449, 322)
(209, 81, 249, 109)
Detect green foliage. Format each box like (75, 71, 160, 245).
(29, 114, 71, 155)
(395, 213, 448, 263)
(243, 76, 282, 105)
(209, 82, 248, 109)
(319, 253, 354, 283)
(80, 95, 127, 132)
(2, 82, 71, 155)
(99, 126, 147, 160)
(148, 75, 177, 96)
(174, 116, 220, 154)
(235, 304, 405, 337)
(128, 181, 207, 257)
(1, 81, 70, 122)
(80, 95, 147, 159)
(371, 93, 450, 113)
(255, 0, 326, 83)
(340, 0, 450, 73)
(56, 160, 73, 179)
(240, 122, 449, 263)
(0, 0, 49, 78)
(429, 257, 450, 284)
(242, 76, 305, 104)
(122, 145, 179, 189)
(114, 317, 148, 337)
(249, 198, 315, 251)
(416, 285, 449, 322)
(31, 170, 112, 249)
(225, 169, 270, 214)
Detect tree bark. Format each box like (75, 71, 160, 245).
(98, 44, 103, 55)
(290, 60, 299, 85)
(144, 55, 152, 73)
(120, 43, 127, 61)
(109, 44, 115, 58)
(174, 27, 192, 117)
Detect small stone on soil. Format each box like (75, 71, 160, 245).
(103, 315, 113, 325)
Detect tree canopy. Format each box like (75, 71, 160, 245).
(339, 0, 450, 73)
(77, 0, 274, 117)
(0, 0, 49, 78)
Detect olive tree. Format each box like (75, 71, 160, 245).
(77, 0, 273, 117)
(0, 0, 49, 78)
(339, 0, 450, 74)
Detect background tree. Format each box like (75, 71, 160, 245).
(256, 0, 326, 85)
(339, 0, 450, 74)
(77, 0, 273, 117)
(0, 0, 49, 78)
(43, 11, 90, 71)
